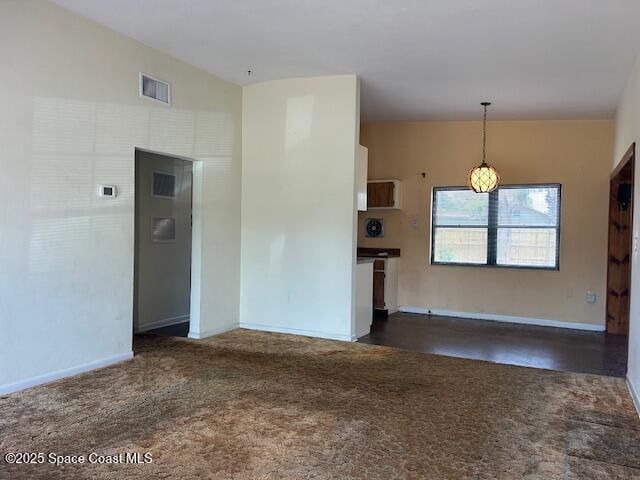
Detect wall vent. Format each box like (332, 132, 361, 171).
(140, 73, 170, 105)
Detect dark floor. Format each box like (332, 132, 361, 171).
(146, 321, 189, 337)
(358, 312, 628, 377)
(148, 315, 627, 377)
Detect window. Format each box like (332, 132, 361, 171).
(431, 184, 561, 269)
(153, 172, 176, 198)
(151, 217, 176, 243)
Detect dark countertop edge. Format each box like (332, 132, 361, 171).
(357, 247, 401, 258)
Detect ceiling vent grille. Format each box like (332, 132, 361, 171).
(139, 73, 170, 105)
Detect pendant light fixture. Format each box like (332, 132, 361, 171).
(467, 102, 500, 193)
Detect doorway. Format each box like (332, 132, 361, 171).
(134, 149, 193, 337)
(606, 143, 635, 351)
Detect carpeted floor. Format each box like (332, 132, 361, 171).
(1, 329, 639, 479)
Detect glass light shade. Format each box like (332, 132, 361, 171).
(467, 163, 500, 193)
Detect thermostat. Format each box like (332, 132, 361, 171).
(99, 185, 117, 198)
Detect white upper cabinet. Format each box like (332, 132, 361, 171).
(356, 145, 368, 211)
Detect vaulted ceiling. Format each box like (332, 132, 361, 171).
(52, 0, 640, 120)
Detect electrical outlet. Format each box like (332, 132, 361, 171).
(410, 217, 418, 229)
(586, 291, 596, 304)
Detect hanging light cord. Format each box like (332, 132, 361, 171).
(482, 102, 488, 165)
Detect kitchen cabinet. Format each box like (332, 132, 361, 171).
(367, 179, 401, 209)
(354, 259, 374, 339)
(373, 260, 385, 309)
(372, 257, 398, 314)
(356, 145, 368, 211)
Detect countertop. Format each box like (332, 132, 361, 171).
(357, 247, 401, 258)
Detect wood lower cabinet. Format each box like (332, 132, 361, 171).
(372, 258, 398, 313)
(373, 260, 386, 309)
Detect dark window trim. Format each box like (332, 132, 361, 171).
(430, 183, 561, 270)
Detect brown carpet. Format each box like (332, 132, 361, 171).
(1, 329, 639, 479)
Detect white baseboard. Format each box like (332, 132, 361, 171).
(398, 306, 605, 332)
(136, 315, 189, 333)
(188, 323, 238, 339)
(239, 322, 356, 342)
(0, 351, 134, 396)
(627, 377, 640, 419)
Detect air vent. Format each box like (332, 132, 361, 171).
(153, 172, 176, 198)
(139, 73, 170, 105)
(365, 218, 384, 238)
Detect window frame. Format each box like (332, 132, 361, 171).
(430, 183, 561, 270)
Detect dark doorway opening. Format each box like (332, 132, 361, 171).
(134, 149, 193, 338)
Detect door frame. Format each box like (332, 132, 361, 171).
(606, 142, 635, 337)
(133, 147, 201, 338)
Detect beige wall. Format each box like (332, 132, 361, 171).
(358, 120, 613, 327)
(613, 55, 640, 409)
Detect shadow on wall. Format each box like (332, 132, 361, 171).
(285, 96, 315, 152)
(27, 97, 236, 276)
(0, 96, 238, 359)
(263, 96, 316, 271)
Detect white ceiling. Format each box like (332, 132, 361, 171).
(51, 0, 640, 120)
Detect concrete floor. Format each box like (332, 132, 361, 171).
(358, 312, 627, 377)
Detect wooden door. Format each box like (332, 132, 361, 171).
(368, 181, 395, 208)
(606, 144, 635, 335)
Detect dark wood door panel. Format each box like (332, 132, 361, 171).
(606, 144, 634, 336)
(373, 271, 385, 309)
